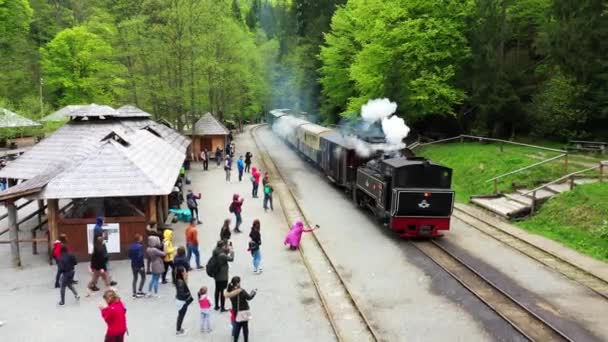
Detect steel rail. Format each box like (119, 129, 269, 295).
(453, 205, 608, 301)
(250, 124, 380, 342)
(411, 240, 572, 342)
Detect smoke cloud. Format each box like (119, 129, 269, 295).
(361, 98, 398, 123)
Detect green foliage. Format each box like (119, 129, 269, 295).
(41, 26, 126, 105)
(530, 69, 588, 138)
(519, 182, 608, 261)
(320, 0, 472, 122)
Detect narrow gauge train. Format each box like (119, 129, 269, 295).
(267, 109, 455, 238)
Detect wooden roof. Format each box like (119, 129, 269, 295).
(0, 118, 190, 201)
(41, 105, 84, 122)
(0, 108, 41, 128)
(193, 113, 230, 136)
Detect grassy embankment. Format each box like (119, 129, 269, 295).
(417, 142, 607, 261)
(416, 142, 575, 202)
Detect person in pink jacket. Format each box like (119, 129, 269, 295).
(284, 221, 318, 250)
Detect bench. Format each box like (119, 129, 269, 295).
(567, 140, 607, 154)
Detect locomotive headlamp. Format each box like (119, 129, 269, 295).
(424, 192, 431, 197)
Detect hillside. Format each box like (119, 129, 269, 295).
(416, 142, 574, 202)
(518, 182, 608, 261)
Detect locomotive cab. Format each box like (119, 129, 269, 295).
(355, 156, 454, 238)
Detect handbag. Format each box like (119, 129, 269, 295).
(175, 299, 185, 309)
(235, 292, 252, 322)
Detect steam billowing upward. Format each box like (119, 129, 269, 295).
(349, 98, 411, 157)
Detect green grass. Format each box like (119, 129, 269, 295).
(417, 142, 576, 202)
(517, 182, 608, 261)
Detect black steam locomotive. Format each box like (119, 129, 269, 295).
(268, 109, 455, 238)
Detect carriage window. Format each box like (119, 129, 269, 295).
(394, 165, 451, 188)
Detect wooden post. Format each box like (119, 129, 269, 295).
(6, 201, 21, 267)
(156, 196, 163, 224)
(500, 142, 504, 153)
(33, 200, 44, 255)
(162, 195, 169, 219)
(148, 196, 157, 226)
(493, 179, 498, 194)
(569, 176, 575, 190)
(600, 163, 604, 183)
(47, 199, 59, 264)
(530, 191, 536, 214)
(564, 153, 569, 173)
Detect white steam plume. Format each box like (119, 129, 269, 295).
(381, 115, 410, 145)
(361, 98, 398, 123)
(345, 135, 372, 158)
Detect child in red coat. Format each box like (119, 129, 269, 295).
(99, 289, 127, 342)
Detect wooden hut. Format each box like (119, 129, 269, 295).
(188, 113, 230, 160)
(0, 104, 190, 263)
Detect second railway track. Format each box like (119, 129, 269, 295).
(412, 240, 571, 341)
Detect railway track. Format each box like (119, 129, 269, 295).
(250, 125, 380, 342)
(411, 240, 571, 341)
(453, 204, 608, 301)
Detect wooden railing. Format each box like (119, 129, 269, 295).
(523, 162, 605, 213)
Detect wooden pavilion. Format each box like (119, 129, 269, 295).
(0, 104, 190, 264)
(187, 112, 230, 159)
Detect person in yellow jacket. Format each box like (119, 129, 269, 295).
(162, 229, 176, 284)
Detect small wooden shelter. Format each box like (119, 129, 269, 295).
(0, 104, 190, 264)
(187, 113, 230, 159)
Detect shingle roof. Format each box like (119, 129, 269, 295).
(193, 113, 230, 135)
(41, 105, 84, 122)
(0, 118, 189, 181)
(0, 108, 41, 128)
(116, 105, 152, 118)
(70, 104, 119, 118)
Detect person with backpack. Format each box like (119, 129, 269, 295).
(263, 183, 274, 212)
(224, 276, 257, 342)
(229, 194, 245, 233)
(185, 219, 203, 269)
(208, 240, 234, 312)
(175, 266, 194, 336)
(128, 234, 146, 298)
(244, 152, 252, 173)
(201, 149, 209, 171)
(237, 156, 245, 182)
(57, 246, 79, 305)
(186, 190, 202, 224)
(248, 220, 262, 274)
(224, 156, 232, 182)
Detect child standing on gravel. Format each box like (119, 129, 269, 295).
(198, 286, 212, 333)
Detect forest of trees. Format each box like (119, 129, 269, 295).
(0, 0, 606, 139)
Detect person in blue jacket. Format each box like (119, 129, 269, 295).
(128, 234, 146, 298)
(237, 156, 245, 182)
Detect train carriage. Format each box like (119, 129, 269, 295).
(273, 115, 309, 148)
(297, 123, 332, 164)
(320, 132, 373, 187)
(267, 109, 288, 126)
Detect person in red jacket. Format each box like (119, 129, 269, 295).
(230, 194, 245, 233)
(251, 167, 261, 198)
(99, 289, 127, 342)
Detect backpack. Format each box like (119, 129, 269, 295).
(206, 254, 219, 278)
(229, 202, 235, 213)
(187, 197, 196, 208)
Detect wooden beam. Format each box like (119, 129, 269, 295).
(162, 195, 169, 220)
(148, 196, 157, 226)
(6, 201, 21, 267)
(47, 199, 59, 253)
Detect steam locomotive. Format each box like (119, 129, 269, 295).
(268, 109, 455, 238)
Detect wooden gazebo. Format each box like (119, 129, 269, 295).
(0, 104, 190, 264)
(187, 112, 230, 159)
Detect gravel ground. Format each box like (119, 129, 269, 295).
(0, 128, 335, 342)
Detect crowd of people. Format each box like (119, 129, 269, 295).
(48, 135, 319, 342)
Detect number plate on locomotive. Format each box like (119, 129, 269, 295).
(420, 225, 432, 236)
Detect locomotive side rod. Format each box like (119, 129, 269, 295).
(453, 204, 608, 301)
(251, 125, 381, 342)
(411, 240, 572, 342)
